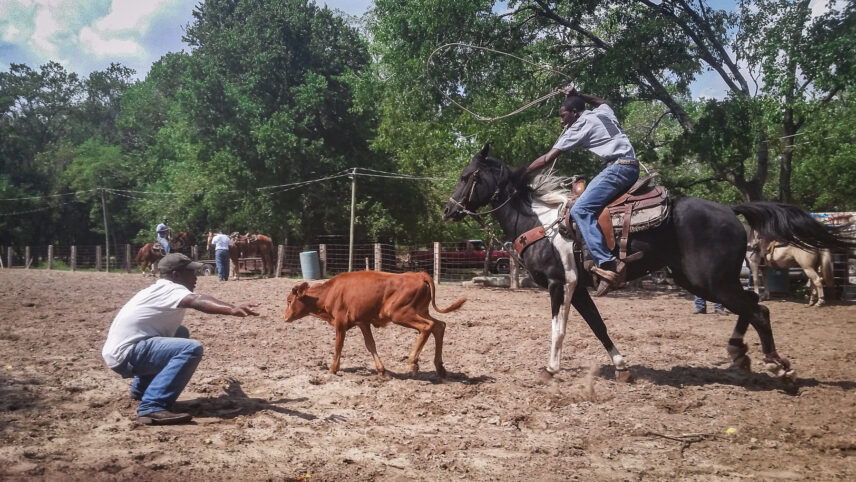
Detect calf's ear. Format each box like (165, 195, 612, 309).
(292, 281, 309, 298)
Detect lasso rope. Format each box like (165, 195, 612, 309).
(426, 42, 573, 122)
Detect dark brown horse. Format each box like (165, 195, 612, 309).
(135, 231, 190, 274)
(228, 233, 275, 279)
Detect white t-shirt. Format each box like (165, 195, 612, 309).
(101, 279, 192, 369)
(552, 103, 636, 166)
(211, 233, 231, 252)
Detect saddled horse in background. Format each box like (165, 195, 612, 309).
(442, 144, 854, 392)
(746, 229, 834, 306)
(135, 231, 190, 274)
(228, 233, 275, 279)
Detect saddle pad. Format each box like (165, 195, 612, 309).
(608, 185, 670, 234)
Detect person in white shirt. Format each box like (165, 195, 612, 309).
(102, 253, 259, 425)
(209, 230, 232, 281)
(527, 87, 640, 296)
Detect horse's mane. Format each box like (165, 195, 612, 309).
(528, 171, 574, 208)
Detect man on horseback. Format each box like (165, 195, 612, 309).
(156, 217, 171, 254)
(526, 87, 639, 296)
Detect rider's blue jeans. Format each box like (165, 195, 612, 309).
(215, 249, 230, 281)
(570, 162, 640, 267)
(126, 325, 203, 416)
(158, 237, 170, 254)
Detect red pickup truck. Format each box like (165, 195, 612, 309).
(409, 239, 511, 274)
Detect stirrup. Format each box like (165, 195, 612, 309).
(590, 261, 627, 297)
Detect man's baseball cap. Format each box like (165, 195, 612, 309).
(159, 253, 204, 272)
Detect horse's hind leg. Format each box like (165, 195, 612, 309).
(803, 267, 824, 307)
(723, 289, 796, 391)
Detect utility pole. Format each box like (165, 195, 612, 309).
(348, 168, 356, 272)
(100, 188, 110, 272)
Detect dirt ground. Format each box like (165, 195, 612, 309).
(1, 269, 854, 481)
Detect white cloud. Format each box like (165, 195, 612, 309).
(30, 4, 62, 57)
(79, 26, 143, 57)
(93, 0, 170, 33)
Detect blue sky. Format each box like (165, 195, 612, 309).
(0, 0, 837, 99)
(0, 0, 374, 81)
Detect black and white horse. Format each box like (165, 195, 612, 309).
(442, 144, 853, 391)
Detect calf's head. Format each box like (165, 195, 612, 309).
(283, 282, 316, 322)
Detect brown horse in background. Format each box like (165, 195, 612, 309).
(229, 233, 274, 279)
(135, 231, 190, 274)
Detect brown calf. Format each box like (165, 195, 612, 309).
(283, 271, 466, 377)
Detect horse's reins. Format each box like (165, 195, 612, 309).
(447, 167, 540, 272)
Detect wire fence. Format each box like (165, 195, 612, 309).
(3, 242, 854, 299)
(0, 242, 528, 285)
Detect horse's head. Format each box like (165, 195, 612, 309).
(443, 143, 513, 221)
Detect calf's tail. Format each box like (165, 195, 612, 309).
(733, 201, 855, 251)
(421, 272, 467, 313)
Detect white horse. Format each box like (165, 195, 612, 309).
(746, 229, 834, 306)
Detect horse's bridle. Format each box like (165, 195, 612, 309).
(447, 166, 514, 217)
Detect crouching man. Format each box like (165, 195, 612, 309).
(102, 253, 259, 425)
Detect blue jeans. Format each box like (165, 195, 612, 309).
(694, 296, 723, 312)
(158, 237, 170, 254)
(215, 249, 230, 281)
(126, 325, 203, 416)
(570, 162, 640, 266)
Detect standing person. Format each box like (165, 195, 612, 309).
(527, 87, 639, 297)
(156, 217, 171, 254)
(694, 296, 727, 315)
(209, 230, 232, 281)
(102, 253, 259, 425)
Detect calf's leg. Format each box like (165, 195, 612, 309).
(431, 319, 447, 378)
(329, 325, 347, 374)
(357, 323, 386, 376)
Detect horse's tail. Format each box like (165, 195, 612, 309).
(733, 201, 855, 251)
(421, 271, 466, 313)
(820, 249, 835, 287)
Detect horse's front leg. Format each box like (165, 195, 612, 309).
(803, 267, 824, 307)
(571, 284, 629, 382)
(540, 279, 570, 382)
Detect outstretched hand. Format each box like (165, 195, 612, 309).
(233, 302, 260, 317)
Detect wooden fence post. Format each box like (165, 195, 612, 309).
(71, 246, 77, 271)
(433, 242, 441, 285)
(125, 244, 131, 272)
(191, 245, 198, 260)
(275, 245, 284, 278)
(96, 246, 102, 271)
(319, 244, 327, 278)
(48, 245, 53, 270)
(25, 246, 31, 269)
(7, 246, 12, 268)
(374, 243, 382, 272)
(510, 253, 520, 289)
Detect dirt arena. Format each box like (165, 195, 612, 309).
(1, 269, 854, 480)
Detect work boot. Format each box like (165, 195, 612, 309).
(693, 309, 706, 314)
(591, 260, 625, 297)
(137, 410, 192, 426)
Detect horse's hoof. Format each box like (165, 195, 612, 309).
(615, 368, 632, 383)
(732, 355, 752, 372)
(815, 300, 825, 307)
(784, 372, 798, 393)
(537, 367, 554, 384)
(436, 365, 447, 378)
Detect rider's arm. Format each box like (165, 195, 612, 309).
(179, 294, 259, 317)
(527, 148, 563, 173)
(580, 92, 606, 107)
